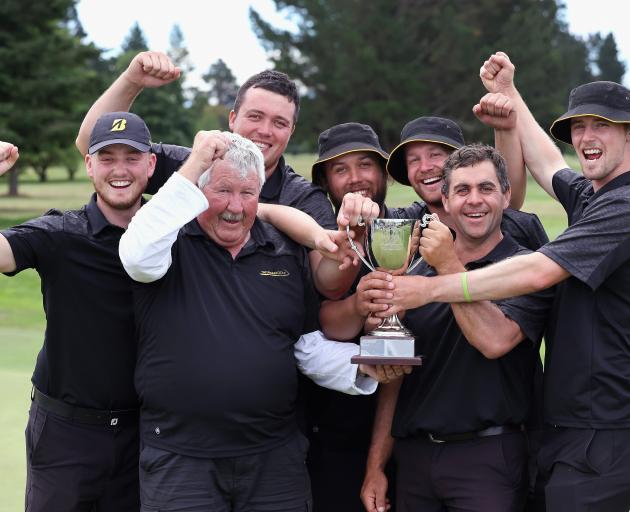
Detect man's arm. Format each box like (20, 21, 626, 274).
(477, 51, 567, 199)
(473, 93, 527, 209)
(119, 131, 227, 282)
(361, 379, 401, 512)
(0, 142, 19, 272)
(371, 251, 568, 315)
(76, 51, 180, 155)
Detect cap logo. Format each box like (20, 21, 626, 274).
(110, 119, 127, 132)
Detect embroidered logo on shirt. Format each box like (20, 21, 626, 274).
(259, 270, 290, 277)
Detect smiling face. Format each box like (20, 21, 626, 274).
(323, 151, 387, 209)
(228, 87, 296, 177)
(570, 115, 630, 189)
(404, 141, 452, 208)
(86, 144, 156, 213)
(197, 159, 260, 256)
(443, 160, 509, 246)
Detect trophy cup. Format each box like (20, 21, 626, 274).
(348, 215, 434, 366)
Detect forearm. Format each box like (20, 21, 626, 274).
(320, 295, 366, 340)
(504, 87, 566, 198)
(257, 203, 323, 248)
(495, 127, 526, 209)
(119, 173, 208, 282)
(365, 379, 401, 472)
(76, 74, 143, 155)
(312, 251, 359, 299)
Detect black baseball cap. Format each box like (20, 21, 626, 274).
(311, 123, 389, 188)
(88, 112, 152, 154)
(550, 81, 630, 145)
(387, 116, 465, 186)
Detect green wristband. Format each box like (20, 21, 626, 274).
(461, 271, 472, 303)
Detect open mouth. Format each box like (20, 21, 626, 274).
(583, 148, 602, 160)
(253, 141, 271, 153)
(464, 212, 487, 219)
(420, 176, 442, 186)
(109, 180, 131, 189)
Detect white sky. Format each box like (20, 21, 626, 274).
(76, 0, 629, 88)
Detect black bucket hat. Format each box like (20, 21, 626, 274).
(386, 116, 464, 186)
(311, 123, 389, 188)
(550, 81, 630, 145)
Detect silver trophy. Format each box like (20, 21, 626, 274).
(348, 215, 435, 365)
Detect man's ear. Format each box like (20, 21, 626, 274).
(85, 154, 94, 179)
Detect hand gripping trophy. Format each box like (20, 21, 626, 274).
(348, 214, 436, 365)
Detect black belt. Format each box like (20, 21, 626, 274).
(32, 388, 138, 427)
(423, 424, 523, 443)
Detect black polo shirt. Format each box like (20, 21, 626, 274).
(148, 143, 337, 229)
(387, 201, 549, 251)
(539, 168, 630, 428)
(1, 195, 137, 409)
(392, 235, 552, 437)
(133, 218, 319, 458)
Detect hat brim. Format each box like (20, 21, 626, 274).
(386, 136, 461, 186)
(88, 139, 151, 155)
(311, 145, 389, 188)
(550, 105, 630, 145)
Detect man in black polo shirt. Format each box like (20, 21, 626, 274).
(378, 52, 630, 511)
(75, 51, 357, 300)
(0, 112, 156, 511)
(118, 130, 334, 511)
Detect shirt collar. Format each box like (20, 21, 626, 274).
(586, 170, 630, 206)
(259, 156, 286, 202)
(85, 193, 114, 235)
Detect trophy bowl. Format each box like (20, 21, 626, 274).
(348, 216, 434, 366)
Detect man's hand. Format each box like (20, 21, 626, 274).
(373, 275, 430, 317)
(314, 229, 360, 269)
(355, 271, 394, 318)
(179, 131, 230, 183)
(123, 51, 181, 89)
(0, 142, 19, 175)
(359, 363, 412, 383)
(419, 219, 462, 274)
(337, 192, 379, 228)
(473, 92, 517, 131)
(361, 469, 391, 512)
(480, 51, 516, 95)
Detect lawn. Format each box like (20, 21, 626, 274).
(0, 155, 571, 511)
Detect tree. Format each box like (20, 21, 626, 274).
(250, 0, 599, 150)
(0, 0, 103, 194)
(122, 22, 148, 53)
(589, 33, 626, 83)
(203, 59, 240, 107)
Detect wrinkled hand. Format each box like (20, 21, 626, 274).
(337, 192, 379, 228)
(361, 469, 391, 512)
(359, 363, 412, 383)
(315, 229, 360, 269)
(473, 92, 516, 130)
(420, 219, 461, 273)
(480, 51, 515, 94)
(0, 142, 19, 175)
(124, 51, 181, 89)
(355, 271, 394, 318)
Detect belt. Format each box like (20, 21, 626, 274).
(423, 424, 523, 443)
(32, 388, 138, 427)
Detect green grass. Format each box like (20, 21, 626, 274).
(0, 156, 571, 511)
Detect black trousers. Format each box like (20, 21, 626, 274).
(394, 433, 528, 512)
(25, 401, 140, 512)
(139, 431, 311, 511)
(537, 427, 630, 512)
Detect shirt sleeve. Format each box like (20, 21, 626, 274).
(119, 173, 208, 283)
(294, 331, 378, 395)
(539, 191, 630, 289)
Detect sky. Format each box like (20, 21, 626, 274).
(76, 0, 630, 88)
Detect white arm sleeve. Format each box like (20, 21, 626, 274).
(119, 172, 209, 282)
(295, 331, 378, 395)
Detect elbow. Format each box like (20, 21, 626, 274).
(478, 343, 508, 360)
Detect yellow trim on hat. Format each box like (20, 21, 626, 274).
(313, 147, 389, 168)
(386, 137, 459, 175)
(550, 113, 630, 145)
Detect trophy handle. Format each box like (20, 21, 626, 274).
(346, 225, 375, 271)
(404, 213, 438, 275)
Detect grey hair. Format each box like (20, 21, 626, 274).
(197, 133, 266, 191)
